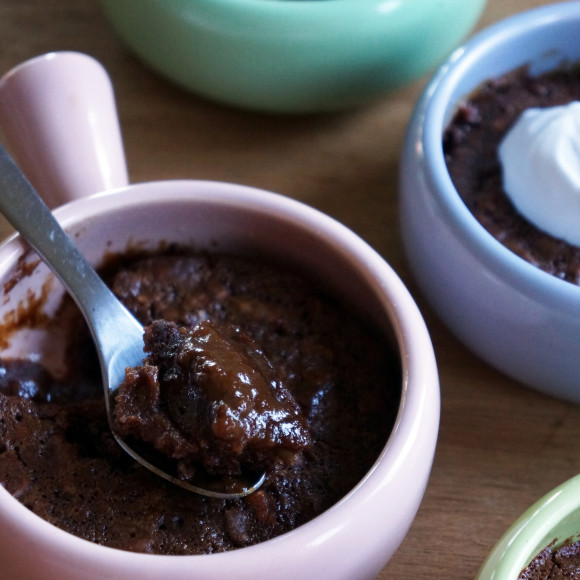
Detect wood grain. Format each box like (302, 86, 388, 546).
(0, 1, 575, 578)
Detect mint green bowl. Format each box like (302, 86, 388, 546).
(477, 474, 580, 579)
(98, 0, 486, 113)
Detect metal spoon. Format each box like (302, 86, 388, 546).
(0, 143, 265, 499)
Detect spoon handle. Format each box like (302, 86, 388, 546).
(0, 142, 140, 382)
(0, 142, 101, 294)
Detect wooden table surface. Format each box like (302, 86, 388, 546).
(1, 1, 577, 578)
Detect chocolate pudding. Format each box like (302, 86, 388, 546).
(0, 250, 400, 554)
(443, 63, 580, 284)
(518, 539, 580, 579)
(115, 318, 312, 482)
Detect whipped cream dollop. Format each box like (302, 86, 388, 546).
(498, 101, 580, 247)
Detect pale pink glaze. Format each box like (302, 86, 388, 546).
(0, 52, 439, 580)
(0, 52, 128, 207)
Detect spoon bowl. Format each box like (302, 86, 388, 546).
(0, 143, 264, 499)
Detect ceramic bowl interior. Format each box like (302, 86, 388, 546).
(476, 474, 580, 579)
(97, 0, 487, 113)
(423, 2, 580, 275)
(2, 182, 401, 364)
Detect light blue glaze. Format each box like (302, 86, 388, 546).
(400, 1, 580, 402)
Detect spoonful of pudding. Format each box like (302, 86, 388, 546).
(0, 143, 311, 499)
